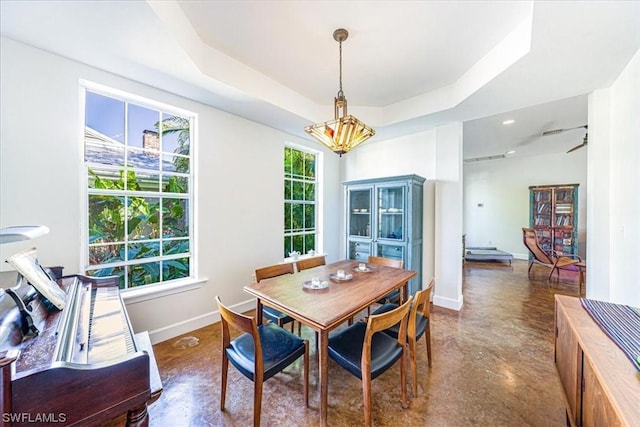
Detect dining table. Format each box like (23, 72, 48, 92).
(243, 259, 416, 426)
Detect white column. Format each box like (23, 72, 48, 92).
(433, 122, 463, 310)
(586, 89, 612, 302)
(587, 48, 640, 307)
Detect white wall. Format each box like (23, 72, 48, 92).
(463, 150, 588, 259)
(341, 130, 437, 290)
(341, 125, 464, 311)
(588, 48, 640, 306)
(0, 37, 343, 343)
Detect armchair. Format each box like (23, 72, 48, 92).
(522, 227, 581, 281)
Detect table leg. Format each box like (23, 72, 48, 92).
(256, 300, 263, 326)
(400, 282, 408, 303)
(319, 329, 329, 426)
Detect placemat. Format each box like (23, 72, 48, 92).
(580, 298, 640, 371)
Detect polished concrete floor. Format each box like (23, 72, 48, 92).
(148, 260, 583, 426)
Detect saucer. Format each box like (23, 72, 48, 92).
(329, 273, 353, 282)
(302, 280, 329, 290)
(352, 265, 375, 273)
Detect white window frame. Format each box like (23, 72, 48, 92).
(79, 80, 198, 296)
(284, 143, 323, 258)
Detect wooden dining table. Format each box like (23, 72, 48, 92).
(243, 259, 416, 426)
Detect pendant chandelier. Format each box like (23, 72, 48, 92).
(304, 28, 375, 156)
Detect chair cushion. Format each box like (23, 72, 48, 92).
(328, 322, 403, 380)
(263, 306, 294, 325)
(375, 289, 400, 305)
(225, 322, 305, 381)
(372, 303, 429, 340)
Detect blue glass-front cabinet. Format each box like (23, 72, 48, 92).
(344, 175, 425, 295)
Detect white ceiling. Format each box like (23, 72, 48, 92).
(1, 0, 638, 160)
(178, 1, 533, 106)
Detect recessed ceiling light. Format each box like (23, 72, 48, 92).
(506, 150, 516, 154)
(502, 119, 515, 125)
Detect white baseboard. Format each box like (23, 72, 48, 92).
(512, 253, 528, 260)
(433, 294, 463, 311)
(147, 298, 256, 345)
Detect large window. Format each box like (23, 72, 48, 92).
(83, 85, 194, 289)
(284, 146, 318, 257)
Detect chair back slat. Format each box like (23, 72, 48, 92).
(367, 256, 404, 269)
(216, 296, 263, 364)
(409, 280, 433, 337)
(255, 263, 294, 282)
(367, 296, 412, 336)
(417, 279, 434, 317)
(217, 296, 255, 334)
(522, 227, 554, 263)
(295, 255, 326, 272)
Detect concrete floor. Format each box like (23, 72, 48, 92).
(147, 260, 582, 426)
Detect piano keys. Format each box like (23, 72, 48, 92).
(0, 270, 162, 426)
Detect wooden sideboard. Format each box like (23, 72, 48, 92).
(554, 295, 640, 426)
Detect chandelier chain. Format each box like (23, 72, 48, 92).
(338, 39, 343, 96)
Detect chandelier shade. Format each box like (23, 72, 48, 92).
(304, 115, 375, 156)
(304, 28, 374, 156)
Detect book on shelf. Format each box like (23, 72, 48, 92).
(534, 191, 551, 202)
(536, 203, 551, 214)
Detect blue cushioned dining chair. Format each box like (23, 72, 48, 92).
(367, 255, 404, 313)
(255, 263, 297, 333)
(372, 279, 434, 395)
(216, 296, 309, 427)
(328, 296, 412, 427)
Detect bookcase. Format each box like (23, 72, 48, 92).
(529, 184, 578, 256)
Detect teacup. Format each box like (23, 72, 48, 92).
(336, 269, 345, 279)
(358, 263, 367, 271)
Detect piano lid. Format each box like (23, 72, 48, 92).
(5, 248, 67, 310)
(0, 225, 49, 244)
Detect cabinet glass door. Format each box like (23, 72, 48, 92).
(377, 243, 404, 262)
(553, 187, 576, 255)
(349, 188, 372, 237)
(377, 186, 404, 240)
(532, 189, 552, 227)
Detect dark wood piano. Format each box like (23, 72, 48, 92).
(0, 268, 162, 426)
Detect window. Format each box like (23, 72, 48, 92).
(83, 85, 194, 289)
(284, 146, 318, 257)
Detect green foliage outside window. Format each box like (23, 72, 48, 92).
(284, 147, 317, 257)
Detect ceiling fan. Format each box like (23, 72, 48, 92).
(541, 124, 588, 153)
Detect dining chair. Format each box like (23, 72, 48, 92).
(328, 296, 412, 427)
(522, 227, 582, 281)
(216, 296, 309, 427)
(295, 255, 326, 272)
(372, 279, 434, 396)
(367, 255, 404, 313)
(255, 263, 296, 333)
